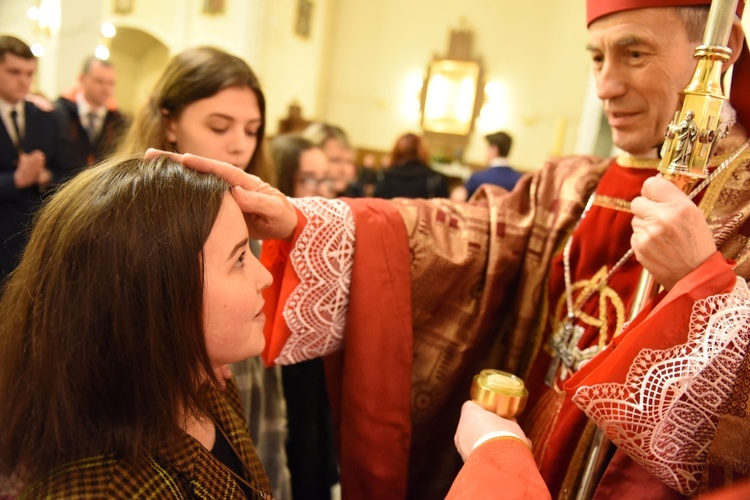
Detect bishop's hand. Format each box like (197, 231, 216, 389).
(630, 176, 717, 291)
(145, 149, 297, 241)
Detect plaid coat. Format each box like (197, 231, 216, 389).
(21, 379, 272, 499)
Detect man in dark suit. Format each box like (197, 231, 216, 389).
(0, 35, 63, 283)
(464, 131, 523, 198)
(54, 56, 126, 177)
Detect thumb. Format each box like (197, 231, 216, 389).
(641, 175, 683, 202)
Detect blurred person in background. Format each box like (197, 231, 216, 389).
(0, 35, 63, 284)
(54, 56, 126, 177)
(465, 131, 521, 198)
(303, 122, 361, 197)
(270, 133, 340, 500)
(375, 132, 448, 199)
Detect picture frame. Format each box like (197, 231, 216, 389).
(421, 59, 481, 136)
(113, 0, 134, 15)
(295, 0, 314, 39)
(203, 0, 225, 15)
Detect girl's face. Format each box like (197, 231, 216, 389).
(294, 147, 334, 198)
(322, 138, 352, 193)
(166, 86, 262, 171)
(202, 193, 272, 367)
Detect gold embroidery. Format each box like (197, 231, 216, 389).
(617, 146, 738, 171)
(550, 266, 627, 381)
(699, 149, 750, 217)
(615, 156, 660, 169)
(593, 194, 631, 213)
(525, 387, 567, 465)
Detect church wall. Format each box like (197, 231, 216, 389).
(318, 0, 591, 170)
(1, 0, 591, 169)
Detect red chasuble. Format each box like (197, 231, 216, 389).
(520, 158, 662, 497)
(563, 252, 737, 499)
(261, 199, 413, 500)
(522, 155, 741, 498)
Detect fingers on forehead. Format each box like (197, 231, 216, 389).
(144, 148, 180, 161)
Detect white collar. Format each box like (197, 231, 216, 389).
(0, 98, 23, 117)
(489, 157, 510, 168)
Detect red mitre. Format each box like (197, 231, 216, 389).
(586, 0, 744, 25)
(586, 0, 750, 129)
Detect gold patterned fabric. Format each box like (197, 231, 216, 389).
(395, 126, 750, 498)
(391, 155, 608, 497)
(20, 379, 272, 499)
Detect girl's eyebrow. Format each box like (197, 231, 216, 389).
(228, 238, 249, 260)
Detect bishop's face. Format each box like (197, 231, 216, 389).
(588, 8, 699, 157)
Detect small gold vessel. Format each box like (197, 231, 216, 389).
(470, 369, 528, 419)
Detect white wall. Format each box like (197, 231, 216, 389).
(110, 29, 169, 115)
(318, 0, 591, 170)
(0, 0, 68, 99)
(254, 0, 333, 137)
(57, 0, 102, 92)
(1, 0, 593, 169)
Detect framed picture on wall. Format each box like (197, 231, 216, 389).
(203, 0, 225, 15)
(113, 0, 134, 15)
(421, 59, 481, 136)
(295, 0, 314, 39)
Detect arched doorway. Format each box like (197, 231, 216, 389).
(109, 27, 168, 116)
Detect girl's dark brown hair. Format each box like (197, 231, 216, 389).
(271, 134, 320, 196)
(0, 155, 229, 483)
(118, 46, 275, 184)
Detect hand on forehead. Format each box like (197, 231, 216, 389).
(145, 148, 265, 190)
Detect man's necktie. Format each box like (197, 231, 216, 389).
(87, 112, 97, 143)
(10, 109, 23, 149)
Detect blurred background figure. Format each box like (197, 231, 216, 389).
(357, 152, 380, 197)
(0, 35, 63, 284)
(272, 134, 335, 199)
(375, 132, 448, 199)
(303, 122, 361, 197)
(463, 131, 521, 198)
(270, 132, 340, 500)
(53, 56, 126, 178)
(116, 45, 289, 499)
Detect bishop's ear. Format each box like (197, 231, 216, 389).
(724, 19, 746, 70)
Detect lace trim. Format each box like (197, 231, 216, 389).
(572, 278, 750, 495)
(275, 198, 355, 365)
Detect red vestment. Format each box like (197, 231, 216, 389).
(260, 131, 750, 498)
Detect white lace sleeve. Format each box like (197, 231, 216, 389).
(572, 278, 750, 496)
(274, 198, 356, 365)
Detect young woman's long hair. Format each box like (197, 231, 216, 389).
(0, 156, 229, 484)
(271, 134, 319, 196)
(118, 46, 274, 184)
